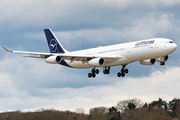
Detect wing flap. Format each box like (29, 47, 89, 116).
(22, 56, 43, 58)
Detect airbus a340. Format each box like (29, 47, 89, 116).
(3, 29, 177, 78)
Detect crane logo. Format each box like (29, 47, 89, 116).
(50, 39, 57, 52)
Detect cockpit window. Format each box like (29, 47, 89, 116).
(169, 41, 174, 43)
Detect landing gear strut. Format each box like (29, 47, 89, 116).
(117, 65, 129, 77)
(88, 67, 99, 78)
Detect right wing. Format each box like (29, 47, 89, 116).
(3, 46, 122, 63)
(3, 46, 52, 58)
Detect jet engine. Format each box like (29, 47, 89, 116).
(140, 59, 156, 66)
(156, 55, 169, 62)
(45, 56, 62, 64)
(88, 58, 105, 66)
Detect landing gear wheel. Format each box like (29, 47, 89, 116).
(107, 70, 110, 74)
(122, 73, 125, 77)
(160, 62, 165, 66)
(103, 70, 110, 74)
(88, 73, 92, 78)
(124, 69, 129, 74)
(95, 69, 99, 74)
(103, 70, 107, 74)
(91, 69, 95, 73)
(117, 72, 121, 77)
(92, 73, 96, 78)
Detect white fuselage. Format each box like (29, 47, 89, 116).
(65, 38, 177, 68)
(3, 28, 177, 78)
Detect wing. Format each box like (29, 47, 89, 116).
(3, 46, 52, 58)
(2, 46, 122, 63)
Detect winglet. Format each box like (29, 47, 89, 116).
(2, 46, 12, 52)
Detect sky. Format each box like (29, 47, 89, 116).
(0, 0, 180, 113)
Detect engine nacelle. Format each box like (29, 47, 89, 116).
(45, 56, 62, 64)
(156, 55, 169, 62)
(140, 59, 156, 66)
(88, 58, 105, 66)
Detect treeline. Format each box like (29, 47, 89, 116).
(0, 109, 87, 120)
(0, 98, 180, 120)
(89, 98, 180, 120)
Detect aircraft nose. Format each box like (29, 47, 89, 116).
(173, 43, 177, 50)
(175, 43, 177, 49)
(166, 42, 177, 54)
(171, 43, 177, 53)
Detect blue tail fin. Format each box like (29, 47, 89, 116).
(44, 29, 67, 53)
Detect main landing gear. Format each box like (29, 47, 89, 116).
(88, 65, 129, 78)
(117, 65, 129, 77)
(103, 66, 110, 74)
(88, 68, 99, 78)
(88, 66, 110, 78)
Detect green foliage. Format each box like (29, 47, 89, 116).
(168, 111, 178, 118)
(168, 98, 180, 118)
(127, 102, 136, 110)
(108, 107, 121, 120)
(149, 98, 167, 110)
(109, 107, 117, 114)
(168, 98, 180, 111)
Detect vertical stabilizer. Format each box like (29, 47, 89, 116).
(44, 29, 68, 53)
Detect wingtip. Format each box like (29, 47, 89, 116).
(2, 46, 12, 52)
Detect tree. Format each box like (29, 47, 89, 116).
(88, 106, 107, 120)
(108, 107, 121, 120)
(75, 108, 86, 114)
(168, 98, 180, 118)
(127, 102, 136, 110)
(116, 98, 143, 112)
(149, 98, 167, 110)
(109, 107, 117, 114)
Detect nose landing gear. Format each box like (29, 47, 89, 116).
(160, 56, 168, 66)
(117, 65, 129, 77)
(160, 61, 165, 66)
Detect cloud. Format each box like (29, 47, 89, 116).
(145, 0, 180, 7)
(53, 14, 173, 49)
(0, 54, 180, 112)
(0, 0, 179, 30)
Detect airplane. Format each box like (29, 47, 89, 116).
(3, 29, 177, 78)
